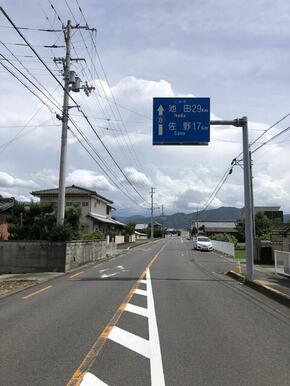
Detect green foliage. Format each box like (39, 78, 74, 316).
(124, 223, 136, 236)
(81, 230, 104, 241)
(191, 226, 198, 235)
(236, 212, 274, 242)
(8, 202, 82, 241)
(210, 233, 238, 244)
(236, 219, 245, 242)
(255, 212, 272, 239)
(146, 225, 163, 238)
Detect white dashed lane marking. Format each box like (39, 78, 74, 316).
(81, 268, 165, 386)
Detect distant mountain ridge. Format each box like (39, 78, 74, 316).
(117, 206, 243, 229)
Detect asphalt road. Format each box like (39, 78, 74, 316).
(1, 237, 290, 386)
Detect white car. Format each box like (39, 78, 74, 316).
(193, 236, 213, 251)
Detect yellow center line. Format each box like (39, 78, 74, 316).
(69, 271, 84, 279)
(66, 240, 168, 386)
(22, 285, 52, 300)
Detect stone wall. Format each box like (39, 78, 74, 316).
(0, 240, 106, 274)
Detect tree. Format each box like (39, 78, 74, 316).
(8, 202, 82, 241)
(235, 212, 273, 242)
(255, 212, 272, 240)
(124, 223, 136, 236)
(236, 219, 245, 242)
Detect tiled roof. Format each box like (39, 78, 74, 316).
(31, 185, 113, 204)
(0, 197, 15, 213)
(88, 213, 125, 227)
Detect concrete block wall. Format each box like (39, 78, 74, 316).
(0, 241, 65, 274)
(65, 240, 106, 271)
(0, 240, 107, 274)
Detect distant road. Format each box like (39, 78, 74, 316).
(1, 237, 290, 385)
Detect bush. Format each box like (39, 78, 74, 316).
(81, 230, 104, 241)
(8, 202, 82, 241)
(210, 233, 238, 244)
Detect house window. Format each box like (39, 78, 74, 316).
(82, 202, 88, 207)
(106, 206, 110, 215)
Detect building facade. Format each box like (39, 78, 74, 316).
(31, 185, 125, 235)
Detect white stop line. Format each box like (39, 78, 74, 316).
(81, 268, 165, 386)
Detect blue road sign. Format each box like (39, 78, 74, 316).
(153, 97, 210, 145)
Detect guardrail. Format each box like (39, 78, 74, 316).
(274, 250, 290, 275)
(211, 240, 235, 257)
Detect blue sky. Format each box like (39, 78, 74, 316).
(0, 0, 290, 215)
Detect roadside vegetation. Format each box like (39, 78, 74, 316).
(8, 202, 82, 241)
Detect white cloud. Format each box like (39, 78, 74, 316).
(0, 171, 36, 188)
(66, 169, 116, 192)
(124, 167, 152, 188)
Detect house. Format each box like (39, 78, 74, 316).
(193, 221, 237, 236)
(31, 185, 125, 235)
(254, 206, 284, 222)
(0, 197, 15, 240)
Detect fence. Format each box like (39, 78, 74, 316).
(274, 250, 290, 275)
(211, 240, 235, 257)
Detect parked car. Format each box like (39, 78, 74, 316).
(193, 236, 213, 251)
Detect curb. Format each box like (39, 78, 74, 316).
(226, 270, 290, 308)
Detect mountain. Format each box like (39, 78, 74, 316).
(117, 206, 242, 229)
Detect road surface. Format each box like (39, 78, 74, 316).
(1, 237, 290, 385)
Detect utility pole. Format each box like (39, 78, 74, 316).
(250, 151, 256, 238)
(57, 20, 71, 225)
(55, 20, 95, 225)
(242, 119, 254, 280)
(150, 187, 155, 239)
(211, 117, 254, 280)
(161, 204, 165, 238)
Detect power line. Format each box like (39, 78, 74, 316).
(1, 7, 148, 204)
(73, 4, 145, 173)
(252, 125, 290, 154)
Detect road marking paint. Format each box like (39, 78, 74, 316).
(108, 326, 150, 358)
(135, 288, 147, 296)
(80, 372, 108, 385)
(22, 285, 52, 300)
(69, 271, 84, 279)
(147, 269, 165, 386)
(66, 240, 168, 386)
(98, 268, 110, 273)
(140, 279, 147, 284)
(125, 303, 148, 317)
(101, 272, 118, 279)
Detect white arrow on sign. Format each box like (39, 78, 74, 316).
(157, 105, 164, 116)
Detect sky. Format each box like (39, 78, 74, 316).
(0, 0, 290, 217)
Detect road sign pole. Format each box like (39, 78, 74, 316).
(210, 117, 254, 280)
(242, 117, 254, 280)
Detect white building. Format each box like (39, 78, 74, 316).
(31, 185, 125, 235)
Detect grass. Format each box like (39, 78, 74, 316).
(235, 249, 246, 260)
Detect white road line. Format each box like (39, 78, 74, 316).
(108, 326, 150, 358)
(140, 279, 147, 284)
(101, 272, 118, 279)
(125, 303, 148, 317)
(98, 268, 110, 273)
(80, 372, 108, 385)
(135, 288, 148, 296)
(146, 269, 165, 386)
